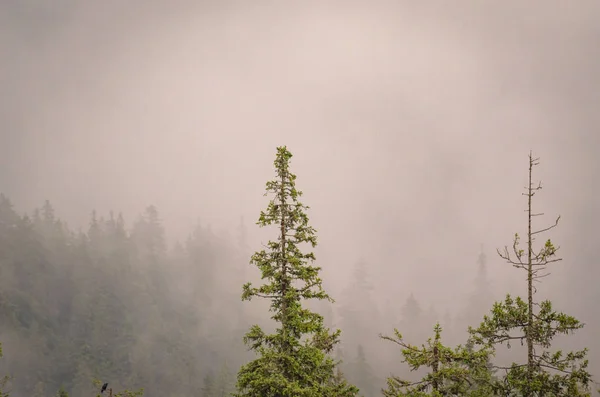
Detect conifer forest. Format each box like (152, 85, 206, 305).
(2, 2, 600, 397)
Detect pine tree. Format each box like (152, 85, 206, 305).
(402, 294, 422, 323)
(338, 259, 379, 351)
(469, 152, 592, 396)
(233, 146, 358, 397)
(460, 246, 494, 332)
(398, 293, 424, 344)
(380, 323, 493, 396)
(348, 345, 378, 397)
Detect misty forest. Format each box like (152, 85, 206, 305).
(2, 2, 600, 397)
(0, 146, 598, 397)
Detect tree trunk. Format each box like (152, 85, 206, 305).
(526, 152, 534, 397)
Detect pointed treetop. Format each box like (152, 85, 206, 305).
(42, 200, 55, 222)
(234, 145, 358, 397)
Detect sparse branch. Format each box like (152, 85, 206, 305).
(469, 151, 592, 397)
(531, 215, 561, 235)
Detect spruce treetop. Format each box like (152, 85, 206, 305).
(235, 146, 358, 397)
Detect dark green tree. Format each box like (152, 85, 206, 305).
(233, 146, 358, 397)
(380, 323, 494, 396)
(469, 152, 592, 396)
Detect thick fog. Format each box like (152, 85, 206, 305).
(1, 1, 599, 395)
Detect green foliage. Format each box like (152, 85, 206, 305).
(234, 146, 359, 397)
(468, 153, 592, 396)
(469, 295, 591, 396)
(380, 323, 494, 396)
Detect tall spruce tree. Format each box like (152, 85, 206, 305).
(469, 152, 592, 396)
(233, 146, 358, 397)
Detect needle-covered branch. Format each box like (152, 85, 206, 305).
(380, 324, 495, 397)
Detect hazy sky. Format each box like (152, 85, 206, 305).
(1, 1, 599, 313)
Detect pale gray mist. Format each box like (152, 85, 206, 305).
(1, 1, 599, 395)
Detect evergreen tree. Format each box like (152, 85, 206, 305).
(233, 146, 358, 397)
(402, 294, 422, 324)
(460, 246, 494, 334)
(464, 339, 497, 395)
(338, 259, 379, 350)
(0, 196, 213, 395)
(398, 293, 424, 344)
(348, 345, 378, 397)
(469, 152, 592, 396)
(380, 323, 494, 396)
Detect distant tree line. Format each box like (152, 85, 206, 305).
(0, 147, 596, 396)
